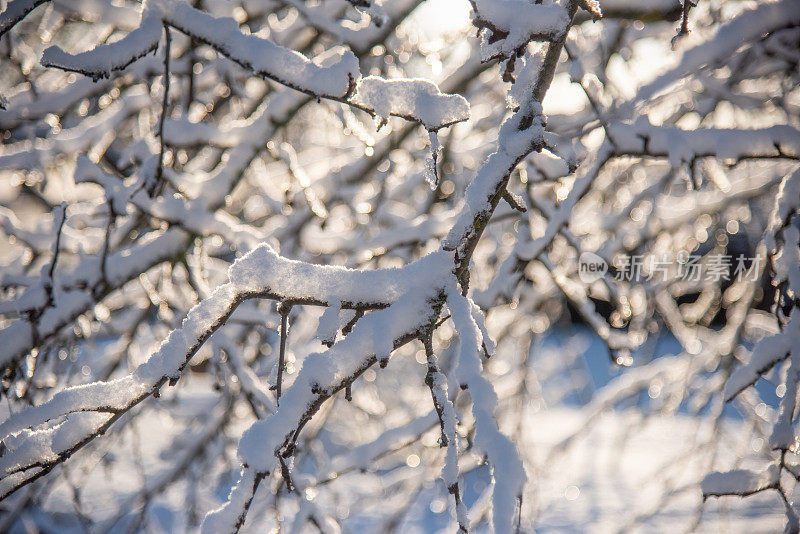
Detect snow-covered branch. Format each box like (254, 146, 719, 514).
(1, 0, 798, 530)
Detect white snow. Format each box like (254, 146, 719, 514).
(473, 0, 569, 60)
(702, 465, 780, 497)
(447, 283, 526, 533)
(350, 76, 470, 131)
(161, 2, 360, 99)
(425, 130, 440, 189)
(0, 0, 49, 36)
(42, 16, 162, 80)
(316, 298, 342, 345)
(724, 314, 799, 402)
(628, 0, 800, 108)
(443, 104, 547, 252)
(228, 243, 453, 307)
(609, 121, 800, 164)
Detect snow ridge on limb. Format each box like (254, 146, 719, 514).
(443, 101, 548, 253)
(446, 282, 526, 534)
(230, 243, 449, 308)
(608, 121, 800, 165)
(702, 465, 781, 498)
(159, 2, 359, 99)
(351, 76, 470, 131)
(41, 16, 162, 80)
(41, 0, 358, 98)
(724, 169, 800, 403)
(628, 0, 800, 109)
(723, 315, 797, 403)
(203, 253, 453, 533)
(472, 0, 569, 61)
(39, 0, 470, 131)
(316, 298, 342, 346)
(0, 0, 49, 37)
(0, 245, 453, 502)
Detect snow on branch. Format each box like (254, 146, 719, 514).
(229, 243, 451, 308)
(447, 283, 525, 533)
(0, 278, 243, 497)
(0, 0, 49, 37)
(130, 190, 266, 250)
(0, 86, 302, 373)
(41, 16, 162, 80)
(350, 76, 470, 131)
(9, 0, 799, 530)
(423, 335, 468, 531)
(166, 3, 468, 130)
(0, 245, 455, 499)
(608, 120, 800, 164)
(725, 169, 800, 403)
(73, 156, 128, 216)
(162, 116, 257, 148)
(702, 465, 780, 498)
(204, 254, 454, 533)
(723, 315, 797, 402)
(0, 87, 150, 172)
(472, 0, 570, 61)
(322, 411, 438, 479)
(443, 102, 549, 254)
(40, 2, 358, 97)
(160, 2, 359, 99)
(38, 0, 470, 131)
(0, 274, 277, 497)
(629, 0, 800, 108)
(0, 228, 192, 369)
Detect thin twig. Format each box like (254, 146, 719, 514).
(150, 24, 172, 197)
(276, 302, 292, 404)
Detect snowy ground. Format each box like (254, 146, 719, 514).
(395, 408, 782, 534)
(521, 410, 782, 533)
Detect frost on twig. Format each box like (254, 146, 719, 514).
(425, 130, 441, 190)
(423, 335, 468, 532)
